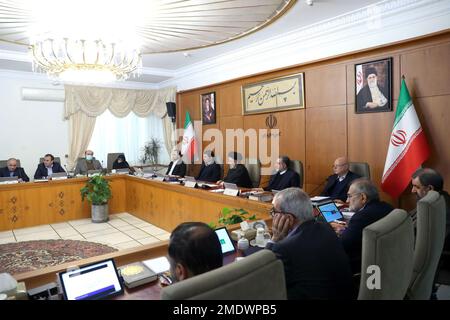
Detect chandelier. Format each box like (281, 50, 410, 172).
(31, 38, 141, 83)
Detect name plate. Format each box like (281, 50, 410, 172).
(154, 176, 165, 182)
(0, 180, 19, 184)
(185, 181, 197, 188)
(224, 188, 239, 197)
(51, 176, 68, 181)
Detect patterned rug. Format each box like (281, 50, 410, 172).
(0, 239, 118, 275)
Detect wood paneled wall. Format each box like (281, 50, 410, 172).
(177, 31, 450, 207)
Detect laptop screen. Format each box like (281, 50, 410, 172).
(317, 201, 344, 223)
(58, 259, 124, 300)
(214, 227, 236, 255)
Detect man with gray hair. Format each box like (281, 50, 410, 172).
(331, 178, 393, 273)
(0, 158, 29, 182)
(266, 187, 353, 299)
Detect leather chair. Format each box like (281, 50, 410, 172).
(244, 158, 261, 188)
(107, 152, 124, 173)
(349, 162, 370, 179)
(39, 157, 61, 164)
(288, 160, 304, 188)
(358, 208, 414, 300)
(406, 190, 446, 300)
(161, 250, 286, 300)
(0, 159, 21, 168)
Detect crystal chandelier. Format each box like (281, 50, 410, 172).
(31, 38, 141, 83)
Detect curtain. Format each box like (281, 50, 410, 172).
(64, 85, 177, 169)
(88, 110, 169, 166)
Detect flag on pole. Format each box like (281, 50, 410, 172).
(181, 111, 197, 162)
(381, 77, 430, 198)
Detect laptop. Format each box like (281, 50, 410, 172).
(0, 176, 19, 183)
(316, 201, 345, 223)
(58, 259, 124, 300)
(214, 227, 236, 255)
(87, 169, 102, 176)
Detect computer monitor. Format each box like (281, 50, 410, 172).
(58, 259, 124, 300)
(214, 227, 236, 255)
(316, 201, 344, 223)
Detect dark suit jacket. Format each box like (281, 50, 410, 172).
(196, 162, 221, 182)
(34, 162, 66, 179)
(340, 200, 394, 273)
(321, 171, 361, 202)
(264, 169, 300, 191)
(356, 84, 389, 110)
(166, 161, 186, 177)
(0, 167, 30, 182)
(224, 164, 253, 188)
(266, 220, 354, 300)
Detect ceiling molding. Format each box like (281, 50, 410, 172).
(161, 0, 450, 90)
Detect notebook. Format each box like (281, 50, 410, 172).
(316, 201, 344, 223)
(58, 259, 123, 300)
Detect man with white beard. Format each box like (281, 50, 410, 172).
(356, 67, 389, 110)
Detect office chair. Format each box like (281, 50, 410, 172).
(0, 159, 21, 168)
(349, 162, 370, 179)
(107, 152, 124, 173)
(244, 158, 261, 188)
(288, 160, 304, 188)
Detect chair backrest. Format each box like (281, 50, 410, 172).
(107, 153, 124, 172)
(244, 158, 261, 188)
(407, 190, 446, 300)
(358, 209, 414, 300)
(288, 159, 304, 188)
(161, 249, 286, 300)
(0, 159, 21, 168)
(39, 157, 61, 164)
(349, 162, 370, 179)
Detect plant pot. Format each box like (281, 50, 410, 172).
(91, 204, 109, 223)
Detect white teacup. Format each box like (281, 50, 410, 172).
(255, 227, 271, 246)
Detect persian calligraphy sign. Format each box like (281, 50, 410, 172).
(242, 73, 304, 115)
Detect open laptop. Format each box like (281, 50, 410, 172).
(316, 200, 345, 223)
(87, 169, 102, 176)
(214, 227, 236, 255)
(0, 176, 19, 183)
(58, 259, 124, 300)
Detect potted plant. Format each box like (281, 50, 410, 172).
(80, 174, 112, 223)
(141, 138, 162, 165)
(209, 207, 256, 229)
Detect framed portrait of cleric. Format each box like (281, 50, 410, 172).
(355, 58, 393, 114)
(241, 73, 305, 115)
(201, 92, 216, 125)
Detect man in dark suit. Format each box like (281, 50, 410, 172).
(331, 178, 393, 274)
(264, 156, 300, 191)
(196, 150, 221, 182)
(34, 154, 66, 179)
(220, 151, 252, 188)
(166, 149, 186, 177)
(0, 158, 29, 182)
(321, 156, 360, 202)
(266, 187, 354, 300)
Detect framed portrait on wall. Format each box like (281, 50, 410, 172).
(201, 92, 216, 125)
(355, 58, 392, 114)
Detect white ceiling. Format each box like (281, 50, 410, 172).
(0, 0, 400, 85)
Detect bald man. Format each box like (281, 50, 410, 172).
(0, 158, 29, 182)
(74, 150, 103, 175)
(320, 157, 360, 202)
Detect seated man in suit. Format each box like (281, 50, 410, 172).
(167, 222, 223, 283)
(0, 158, 29, 182)
(331, 178, 393, 274)
(74, 150, 103, 175)
(264, 156, 300, 191)
(321, 156, 360, 202)
(196, 150, 221, 182)
(34, 154, 66, 179)
(219, 151, 252, 188)
(266, 187, 354, 300)
(166, 149, 186, 177)
(112, 154, 135, 174)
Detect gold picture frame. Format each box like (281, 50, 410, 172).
(242, 73, 304, 115)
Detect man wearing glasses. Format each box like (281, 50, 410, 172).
(331, 178, 393, 274)
(320, 157, 360, 203)
(266, 187, 354, 299)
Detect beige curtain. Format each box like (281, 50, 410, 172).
(67, 112, 97, 170)
(64, 85, 177, 170)
(162, 116, 176, 156)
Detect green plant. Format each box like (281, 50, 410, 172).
(208, 207, 256, 229)
(141, 138, 162, 165)
(80, 175, 112, 205)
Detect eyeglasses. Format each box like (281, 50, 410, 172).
(270, 207, 295, 218)
(347, 192, 362, 199)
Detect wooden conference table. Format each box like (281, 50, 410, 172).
(0, 175, 271, 290)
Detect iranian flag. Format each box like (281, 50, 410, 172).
(381, 78, 430, 198)
(181, 111, 197, 162)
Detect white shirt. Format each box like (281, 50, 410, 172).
(168, 159, 180, 175)
(279, 169, 287, 176)
(338, 172, 348, 182)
